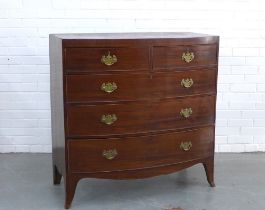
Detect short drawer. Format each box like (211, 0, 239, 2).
(65, 69, 216, 102)
(66, 95, 216, 137)
(153, 45, 217, 70)
(68, 126, 214, 173)
(64, 47, 149, 72)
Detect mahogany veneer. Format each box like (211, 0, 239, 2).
(49, 32, 219, 209)
(66, 69, 216, 102)
(65, 47, 149, 71)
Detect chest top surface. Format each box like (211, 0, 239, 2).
(51, 32, 217, 39)
(50, 32, 219, 47)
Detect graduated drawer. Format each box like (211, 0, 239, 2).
(65, 69, 216, 102)
(68, 126, 214, 173)
(64, 47, 149, 72)
(66, 95, 216, 137)
(153, 45, 217, 70)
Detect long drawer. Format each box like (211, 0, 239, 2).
(65, 69, 217, 102)
(68, 126, 214, 173)
(66, 95, 216, 137)
(64, 47, 149, 72)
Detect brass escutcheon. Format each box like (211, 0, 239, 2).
(101, 51, 117, 66)
(181, 78, 194, 88)
(182, 51, 195, 63)
(180, 108, 193, 118)
(101, 114, 117, 125)
(102, 149, 118, 160)
(101, 82, 117, 93)
(180, 141, 192, 151)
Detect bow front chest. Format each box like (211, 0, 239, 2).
(49, 32, 219, 209)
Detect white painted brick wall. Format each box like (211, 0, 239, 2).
(1, 0, 265, 153)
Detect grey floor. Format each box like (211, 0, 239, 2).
(0, 154, 265, 210)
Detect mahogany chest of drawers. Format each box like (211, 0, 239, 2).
(49, 32, 219, 209)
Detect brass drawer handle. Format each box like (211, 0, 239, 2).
(101, 114, 117, 125)
(180, 108, 193, 118)
(180, 141, 192, 151)
(182, 51, 195, 63)
(101, 51, 117, 66)
(102, 149, 118, 160)
(101, 82, 117, 93)
(181, 78, 194, 88)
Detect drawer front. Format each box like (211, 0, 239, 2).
(66, 95, 216, 137)
(65, 73, 152, 102)
(65, 69, 216, 102)
(64, 47, 149, 72)
(153, 45, 217, 70)
(68, 126, 214, 173)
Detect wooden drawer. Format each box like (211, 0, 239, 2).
(66, 95, 216, 137)
(68, 126, 214, 173)
(153, 45, 217, 70)
(64, 47, 149, 72)
(65, 69, 216, 102)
